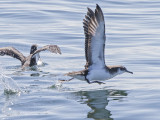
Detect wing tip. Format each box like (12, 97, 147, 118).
(49, 45, 62, 55)
(83, 4, 104, 27)
(96, 4, 100, 9)
(95, 4, 104, 21)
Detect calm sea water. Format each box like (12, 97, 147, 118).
(0, 0, 160, 120)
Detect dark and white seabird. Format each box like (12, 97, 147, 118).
(0, 44, 61, 69)
(66, 4, 133, 84)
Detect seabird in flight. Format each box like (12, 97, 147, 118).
(66, 4, 133, 84)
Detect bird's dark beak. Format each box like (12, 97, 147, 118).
(126, 70, 133, 74)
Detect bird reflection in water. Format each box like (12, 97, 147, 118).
(74, 89, 128, 120)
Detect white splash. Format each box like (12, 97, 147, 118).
(49, 75, 73, 90)
(0, 67, 22, 94)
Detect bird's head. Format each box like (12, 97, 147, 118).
(118, 66, 133, 74)
(108, 65, 133, 76)
(30, 44, 37, 54)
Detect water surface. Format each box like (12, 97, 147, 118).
(0, 0, 160, 120)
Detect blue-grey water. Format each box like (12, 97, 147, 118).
(0, 0, 160, 120)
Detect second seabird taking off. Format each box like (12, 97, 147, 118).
(0, 44, 61, 69)
(66, 4, 133, 84)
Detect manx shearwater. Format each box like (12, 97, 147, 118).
(66, 4, 133, 84)
(0, 44, 61, 69)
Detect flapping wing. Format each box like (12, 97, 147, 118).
(83, 4, 106, 68)
(21, 45, 61, 69)
(31, 45, 61, 58)
(0, 47, 26, 64)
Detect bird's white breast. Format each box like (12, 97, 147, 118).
(35, 53, 43, 66)
(86, 68, 111, 81)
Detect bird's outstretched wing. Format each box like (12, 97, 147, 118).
(83, 4, 106, 68)
(22, 45, 61, 69)
(32, 45, 61, 56)
(0, 47, 26, 64)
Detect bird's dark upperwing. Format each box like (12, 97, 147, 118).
(22, 45, 61, 69)
(0, 47, 26, 64)
(83, 4, 106, 68)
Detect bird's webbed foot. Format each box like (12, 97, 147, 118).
(86, 79, 105, 85)
(91, 81, 105, 85)
(58, 77, 73, 82)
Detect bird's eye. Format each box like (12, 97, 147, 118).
(120, 67, 125, 70)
